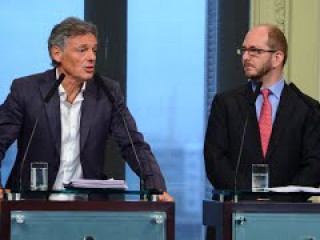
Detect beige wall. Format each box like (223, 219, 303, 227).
(250, 0, 320, 100)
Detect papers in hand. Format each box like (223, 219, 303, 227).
(268, 185, 320, 193)
(66, 179, 128, 190)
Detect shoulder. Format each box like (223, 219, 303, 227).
(218, 84, 248, 98)
(89, 75, 124, 104)
(94, 75, 120, 88)
(286, 83, 320, 110)
(91, 74, 122, 95)
(11, 69, 55, 88)
(207, 84, 250, 119)
(213, 83, 249, 105)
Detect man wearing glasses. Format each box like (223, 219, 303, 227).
(204, 24, 320, 200)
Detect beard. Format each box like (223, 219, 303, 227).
(244, 60, 272, 81)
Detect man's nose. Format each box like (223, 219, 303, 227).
(242, 50, 250, 60)
(88, 49, 96, 61)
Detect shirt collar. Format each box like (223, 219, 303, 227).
(55, 69, 87, 97)
(251, 78, 285, 99)
(267, 78, 284, 99)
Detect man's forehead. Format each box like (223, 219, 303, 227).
(65, 34, 97, 46)
(243, 27, 269, 46)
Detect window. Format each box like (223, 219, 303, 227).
(127, 1, 210, 238)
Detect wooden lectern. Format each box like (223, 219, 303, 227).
(203, 199, 320, 240)
(1, 199, 174, 240)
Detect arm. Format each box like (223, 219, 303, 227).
(204, 94, 247, 190)
(291, 105, 320, 187)
(105, 79, 167, 192)
(0, 80, 24, 162)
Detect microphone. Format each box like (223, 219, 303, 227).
(19, 73, 65, 192)
(234, 81, 262, 197)
(252, 81, 263, 103)
(94, 73, 147, 200)
(44, 74, 65, 103)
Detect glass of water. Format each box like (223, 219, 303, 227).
(252, 164, 269, 192)
(30, 162, 48, 191)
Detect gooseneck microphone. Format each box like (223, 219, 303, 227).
(44, 74, 66, 103)
(234, 81, 262, 195)
(94, 73, 146, 200)
(19, 73, 65, 192)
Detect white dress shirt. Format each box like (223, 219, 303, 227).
(49, 75, 87, 200)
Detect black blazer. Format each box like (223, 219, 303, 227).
(204, 82, 320, 191)
(0, 69, 166, 191)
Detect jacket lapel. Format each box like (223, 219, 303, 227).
(265, 84, 296, 160)
(80, 80, 97, 152)
(239, 84, 264, 163)
(39, 72, 98, 156)
(39, 71, 61, 155)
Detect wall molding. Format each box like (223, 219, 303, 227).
(250, 0, 320, 100)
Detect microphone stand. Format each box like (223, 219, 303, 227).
(233, 81, 262, 202)
(19, 73, 65, 194)
(95, 74, 147, 200)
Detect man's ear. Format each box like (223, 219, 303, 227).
(272, 51, 285, 68)
(50, 46, 63, 64)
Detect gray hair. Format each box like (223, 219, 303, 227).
(48, 17, 98, 67)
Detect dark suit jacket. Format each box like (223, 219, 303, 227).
(204, 82, 320, 192)
(0, 69, 166, 191)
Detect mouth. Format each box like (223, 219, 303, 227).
(244, 64, 255, 71)
(84, 66, 95, 73)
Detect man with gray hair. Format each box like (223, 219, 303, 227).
(0, 17, 173, 201)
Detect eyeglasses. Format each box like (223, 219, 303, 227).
(236, 47, 276, 57)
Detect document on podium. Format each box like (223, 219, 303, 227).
(268, 185, 320, 193)
(65, 179, 128, 190)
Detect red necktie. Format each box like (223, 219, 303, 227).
(259, 89, 272, 157)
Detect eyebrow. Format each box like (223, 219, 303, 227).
(77, 43, 98, 47)
(242, 45, 263, 49)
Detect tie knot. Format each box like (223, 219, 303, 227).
(260, 88, 270, 99)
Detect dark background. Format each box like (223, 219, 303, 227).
(85, 0, 127, 181)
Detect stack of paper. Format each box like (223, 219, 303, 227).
(66, 179, 128, 190)
(268, 185, 320, 193)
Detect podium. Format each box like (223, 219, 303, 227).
(203, 192, 320, 240)
(0, 191, 174, 240)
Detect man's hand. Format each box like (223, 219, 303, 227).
(157, 191, 174, 202)
(0, 188, 10, 200)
